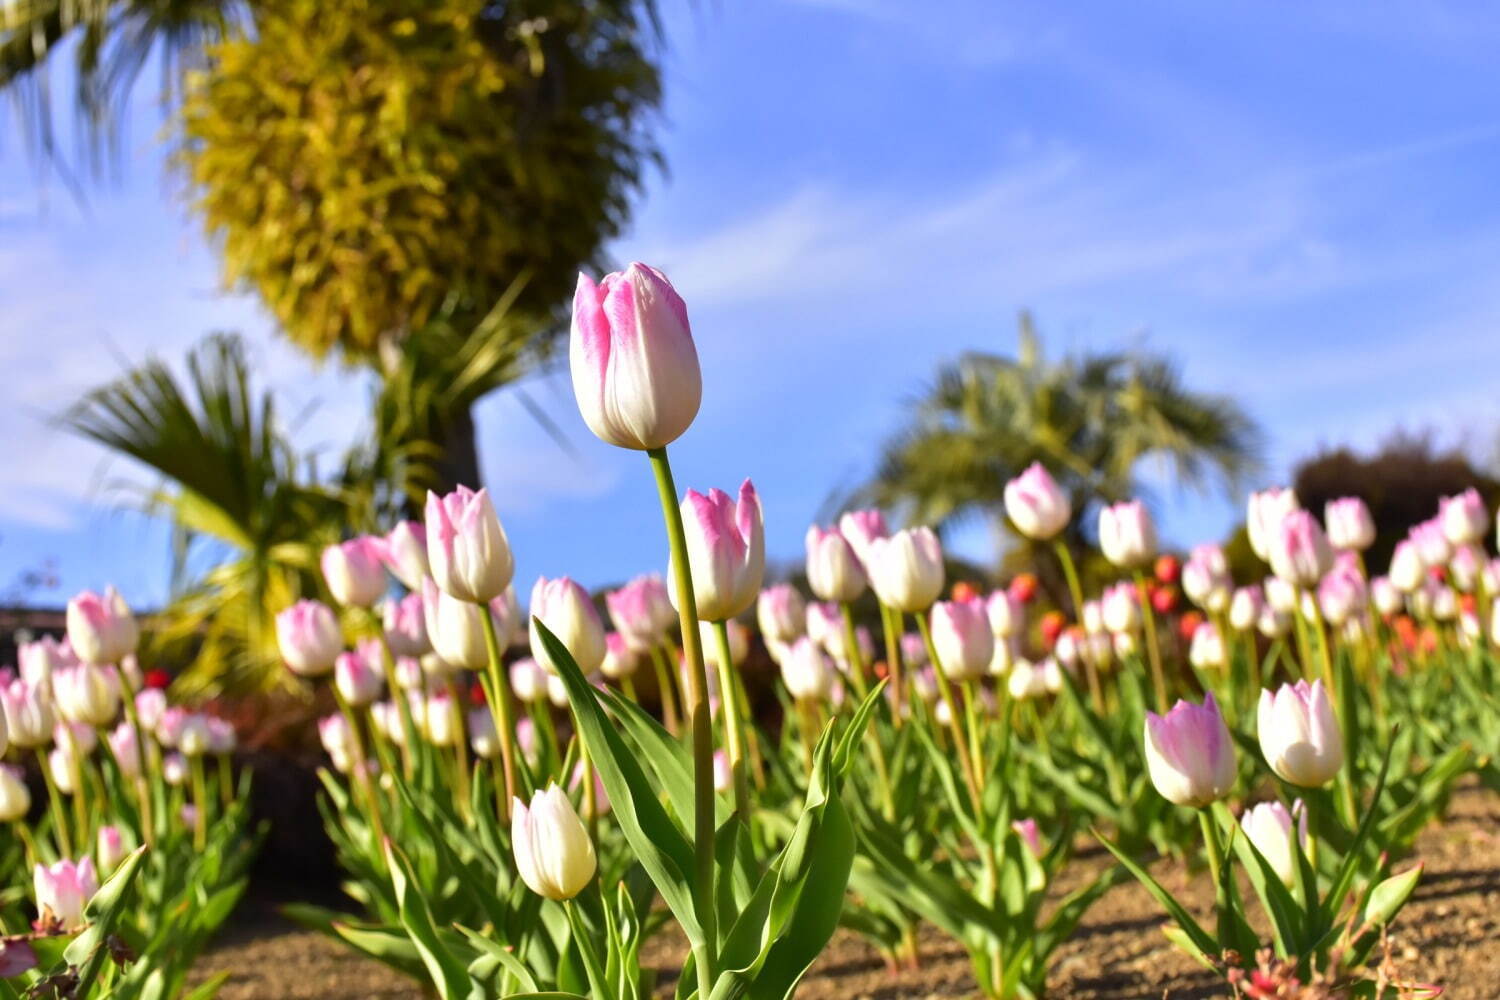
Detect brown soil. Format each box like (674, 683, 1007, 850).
(191, 784, 1500, 998)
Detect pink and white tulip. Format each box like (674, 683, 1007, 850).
(1324, 497, 1375, 552)
(512, 784, 597, 900)
(35, 858, 97, 928)
(865, 527, 944, 613)
(381, 521, 430, 591)
(671, 481, 765, 622)
(1440, 487, 1488, 546)
(530, 577, 608, 675)
(1269, 510, 1333, 588)
(1258, 680, 1343, 787)
(804, 525, 866, 603)
(757, 584, 806, 645)
(605, 575, 675, 653)
(1143, 694, 1235, 807)
(1247, 488, 1300, 563)
(1003, 463, 1071, 541)
(321, 537, 388, 608)
(1098, 500, 1157, 569)
(929, 597, 994, 681)
(66, 587, 138, 666)
(426, 486, 514, 604)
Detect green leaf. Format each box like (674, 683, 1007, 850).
(1095, 830, 1219, 960)
(65, 845, 149, 995)
(456, 924, 540, 994)
(386, 841, 483, 1000)
(180, 971, 232, 1000)
(1215, 802, 1301, 956)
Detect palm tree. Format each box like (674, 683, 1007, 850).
(856, 313, 1261, 584)
(62, 333, 355, 695)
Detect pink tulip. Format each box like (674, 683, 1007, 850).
(1003, 463, 1071, 540)
(804, 525, 866, 603)
(66, 587, 138, 665)
(1269, 510, 1333, 587)
(865, 527, 944, 613)
(601, 633, 639, 680)
(275, 600, 342, 677)
(335, 650, 385, 707)
(570, 263, 701, 451)
(17, 636, 72, 685)
(929, 597, 995, 681)
(1324, 497, 1375, 552)
(383, 592, 430, 658)
(1247, 488, 1300, 562)
(35, 857, 97, 928)
(1228, 585, 1264, 631)
(837, 509, 889, 564)
(1, 679, 51, 749)
(425, 486, 515, 604)
(530, 577, 607, 675)
(1317, 565, 1366, 626)
(986, 590, 1022, 637)
(671, 480, 765, 622)
(757, 584, 807, 645)
(381, 521, 430, 591)
(1143, 694, 1235, 807)
(1440, 487, 1488, 546)
(1011, 818, 1043, 857)
(97, 826, 126, 874)
(321, 537, 388, 608)
(1099, 500, 1157, 569)
(605, 574, 675, 653)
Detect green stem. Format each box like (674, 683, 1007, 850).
(479, 609, 521, 821)
(189, 754, 208, 851)
(1198, 808, 1224, 889)
(842, 603, 896, 817)
(712, 621, 751, 819)
(916, 612, 985, 818)
(1054, 540, 1105, 714)
(1134, 570, 1169, 713)
(116, 674, 156, 846)
(370, 621, 418, 780)
(649, 644, 681, 736)
(333, 687, 386, 853)
(647, 445, 717, 995)
(445, 678, 473, 819)
(37, 747, 72, 858)
(881, 605, 906, 726)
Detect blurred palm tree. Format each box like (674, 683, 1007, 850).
(62, 333, 355, 695)
(856, 313, 1261, 579)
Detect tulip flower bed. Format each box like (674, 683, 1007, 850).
(12, 262, 1500, 1000)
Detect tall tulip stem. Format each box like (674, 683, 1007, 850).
(711, 621, 751, 819)
(647, 645, 681, 735)
(479, 609, 520, 821)
(647, 445, 718, 996)
(1054, 540, 1105, 712)
(37, 747, 72, 858)
(881, 605, 906, 726)
(1133, 570, 1169, 713)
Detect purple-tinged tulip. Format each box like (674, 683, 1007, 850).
(1247, 488, 1300, 563)
(35, 858, 97, 928)
(1241, 800, 1307, 886)
(1318, 566, 1366, 626)
(605, 574, 675, 653)
(426, 486, 514, 604)
(97, 826, 126, 874)
(1, 680, 50, 749)
(335, 651, 384, 707)
(1269, 510, 1333, 587)
(135, 689, 166, 730)
(805, 600, 840, 653)
(0, 764, 29, 822)
(1099, 500, 1157, 569)
(1324, 497, 1375, 552)
(865, 527, 944, 613)
(1003, 463, 1071, 541)
(156, 706, 188, 748)
(1258, 680, 1343, 787)
(276, 600, 342, 677)
(1011, 818, 1043, 857)
(0, 940, 37, 978)
(530, 577, 607, 675)
(1410, 518, 1451, 568)
(66, 587, 138, 666)
(1143, 693, 1235, 807)
(381, 521, 430, 591)
(321, 537, 388, 608)
(383, 592, 430, 658)
(512, 784, 597, 900)
(468, 706, 500, 759)
(757, 584, 806, 645)
(206, 717, 236, 755)
(930, 597, 995, 681)
(671, 481, 765, 622)
(318, 714, 352, 762)
(713, 749, 731, 793)
(837, 509, 889, 564)
(1182, 544, 1231, 612)
(1451, 544, 1482, 593)
(1440, 487, 1488, 546)
(601, 633, 639, 680)
(570, 263, 701, 451)
(804, 525, 866, 603)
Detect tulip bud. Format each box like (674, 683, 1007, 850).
(1269, 510, 1333, 587)
(335, 650, 385, 707)
(1081, 600, 1105, 635)
(18, 637, 72, 686)
(1054, 627, 1082, 668)
(321, 538, 388, 608)
(96, 826, 127, 875)
(49, 746, 77, 795)
(381, 521, 430, 591)
(1182, 544, 1231, 613)
(1317, 567, 1366, 627)
(988, 637, 1016, 676)
(426, 487, 515, 603)
(1410, 519, 1451, 568)
(1003, 462, 1071, 540)
(780, 637, 834, 702)
(804, 526, 867, 603)
(318, 714, 352, 762)
(0, 764, 30, 822)
(671, 481, 765, 623)
(66, 587, 138, 667)
(570, 263, 701, 451)
(206, 717, 236, 756)
(423, 691, 458, 747)
(35, 858, 97, 928)
(713, 749, 731, 793)
(757, 584, 806, 645)
(1187, 622, 1226, 670)
(1143, 694, 1235, 807)
(1388, 540, 1424, 593)
(1258, 680, 1343, 787)
(1099, 581, 1139, 634)
(53, 663, 120, 728)
(1112, 630, 1137, 658)
(1440, 487, 1488, 546)
(1257, 603, 1292, 639)
(177, 713, 212, 757)
(901, 632, 928, 669)
(837, 510, 889, 565)
(1247, 488, 1300, 563)
(1240, 800, 1307, 886)
(1370, 576, 1401, 617)
(530, 577, 607, 675)
(929, 597, 994, 681)
(1324, 497, 1375, 552)
(1098, 500, 1157, 569)
(1006, 658, 1050, 700)
(276, 600, 342, 677)
(422, 579, 514, 671)
(512, 784, 597, 900)
(135, 689, 166, 730)
(382, 593, 431, 658)
(1228, 586, 1263, 631)
(865, 527, 944, 613)
(468, 706, 500, 759)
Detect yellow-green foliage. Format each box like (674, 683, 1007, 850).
(178, 0, 661, 360)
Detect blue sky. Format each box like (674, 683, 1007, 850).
(4, 0, 1500, 609)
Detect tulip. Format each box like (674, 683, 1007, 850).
(988, 637, 1015, 676)
(383, 593, 431, 658)
(97, 826, 127, 875)
(423, 579, 514, 671)
(35, 858, 97, 928)
(318, 714, 352, 761)
(0, 765, 29, 822)
(1054, 628, 1081, 668)
(1441, 488, 1488, 546)
(1182, 544, 1231, 612)
(468, 706, 500, 759)
(276, 600, 342, 677)
(1143, 694, 1235, 807)
(570, 263, 701, 451)
(604, 576, 673, 654)
(838, 509, 889, 564)
(1370, 576, 1401, 617)
(929, 597, 994, 681)
(321, 537, 388, 608)
(1188, 621, 1226, 669)
(780, 637, 835, 702)
(54, 663, 120, 728)
(700, 620, 750, 668)
(1257, 603, 1292, 639)
(1258, 680, 1343, 787)
(901, 632, 929, 669)
(1007, 658, 1051, 700)
(1269, 510, 1333, 587)
(530, 577, 608, 675)
(1318, 567, 1366, 627)
(804, 525, 867, 603)
(587, 632, 633, 681)
(1003, 463, 1071, 540)
(135, 688, 167, 730)
(1451, 544, 1482, 593)
(18, 637, 72, 686)
(65, 587, 138, 667)
(1247, 488, 1300, 562)
(1112, 631, 1137, 658)
(369, 702, 405, 748)
(1388, 540, 1424, 593)
(670, 481, 765, 622)
(426, 486, 515, 604)
(805, 600, 840, 651)
(1410, 519, 1451, 568)
(757, 585, 807, 645)
(1012, 818, 1043, 856)
(986, 590, 1022, 638)
(381, 521, 430, 591)
(1241, 800, 1307, 887)
(712, 749, 732, 793)
(1325, 497, 1375, 552)
(512, 784, 597, 900)
(1081, 600, 1104, 634)
(1228, 586, 1263, 631)
(207, 717, 236, 755)
(1100, 581, 1140, 634)
(335, 650, 385, 707)
(423, 692, 458, 747)
(1098, 500, 1157, 569)
(177, 713, 212, 757)
(49, 746, 78, 794)
(1263, 576, 1298, 613)
(865, 527, 944, 613)
(507, 658, 547, 704)
(156, 706, 188, 748)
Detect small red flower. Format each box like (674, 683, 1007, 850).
(1008, 573, 1038, 604)
(1151, 585, 1179, 615)
(1039, 610, 1066, 648)
(951, 581, 979, 602)
(1178, 610, 1203, 642)
(144, 669, 171, 690)
(1153, 554, 1181, 585)
(469, 682, 487, 706)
